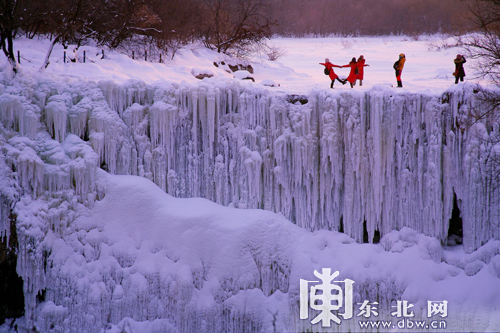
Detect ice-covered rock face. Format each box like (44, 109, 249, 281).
(1, 76, 499, 253)
(0, 74, 499, 331)
(72, 79, 498, 252)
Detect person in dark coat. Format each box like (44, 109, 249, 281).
(394, 53, 406, 87)
(454, 54, 466, 84)
(320, 58, 346, 88)
(356, 55, 369, 86)
(342, 57, 358, 88)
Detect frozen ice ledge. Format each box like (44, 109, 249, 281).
(1, 77, 499, 254)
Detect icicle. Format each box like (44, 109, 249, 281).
(0, 93, 22, 132)
(0, 195, 11, 245)
(0, 152, 17, 245)
(99, 80, 154, 116)
(62, 134, 99, 203)
(45, 96, 69, 143)
(88, 102, 125, 174)
(68, 97, 92, 139)
(5, 137, 44, 198)
(123, 103, 146, 129)
(0, 94, 41, 139)
(0, 93, 41, 140)
(149, 101, 176, 151)
(14, 197, 49, 328)
(240, 146, 263, 208)
(20, 103, 40, 139)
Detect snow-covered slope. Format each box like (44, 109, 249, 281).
(7, 35, 486, 93)
(21, 174, 500, 332)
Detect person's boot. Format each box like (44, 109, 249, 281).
(359, 81, 363, 86)
(397, 80, 403, 88)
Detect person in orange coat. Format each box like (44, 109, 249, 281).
(342, 57, 358, 88)
(356, 55, 369, 86)
(394, 53, 406, 87)
(320, 58, 347, 88)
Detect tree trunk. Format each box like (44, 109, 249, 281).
(40, 35, 61, 71)
(1, 30, 18, 74)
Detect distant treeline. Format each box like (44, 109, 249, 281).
(268, 0, 474, 37)
(0, 0, 478, 70)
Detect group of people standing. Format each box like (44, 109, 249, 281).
(321, 53, 467, 88)
(320, 55, 369, 88)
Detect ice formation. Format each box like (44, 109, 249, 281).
(0, 74, 499, 332)
(5, 77, 489, 250)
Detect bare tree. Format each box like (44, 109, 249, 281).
(461, 0, 500, 122)
(199, 0, 274, 56)
(0, 0, 20, 72)
(147, 0, 199, 59)
(90, 0, 161, 49)
(0, 0, 41, 72)
(458, 0, 500, 232)
(38, 0, 95, 69)
(463, 0, 500, 83)
(36, 0, 164, 69)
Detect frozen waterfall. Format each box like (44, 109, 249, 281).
(1, 78, 499, 251)
(97, 81, 500, 252)
(1, 76, 499, 331)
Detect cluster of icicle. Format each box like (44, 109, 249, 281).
(95, 80, 499, 253)
(0, 79, 105, 329)
(0, 76, 499, 330)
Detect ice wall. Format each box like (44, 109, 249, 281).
(95, 80, 499, 253)
(1, 78, 499, 251)
(0, 76, 499, 329)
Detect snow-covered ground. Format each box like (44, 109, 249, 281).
(31, 174, 500, 332)
(9, 35, 482, 93)
(270, 36, 479, 92)
(0, 36, 499, 333)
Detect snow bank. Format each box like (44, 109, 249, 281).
(13, 174, 500, 332)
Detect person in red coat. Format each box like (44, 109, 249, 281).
(320, 58, 347, 88)
(342, 57, 358, 88)
(453, 54, 466, 84)
(356, 55, 369, 86)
